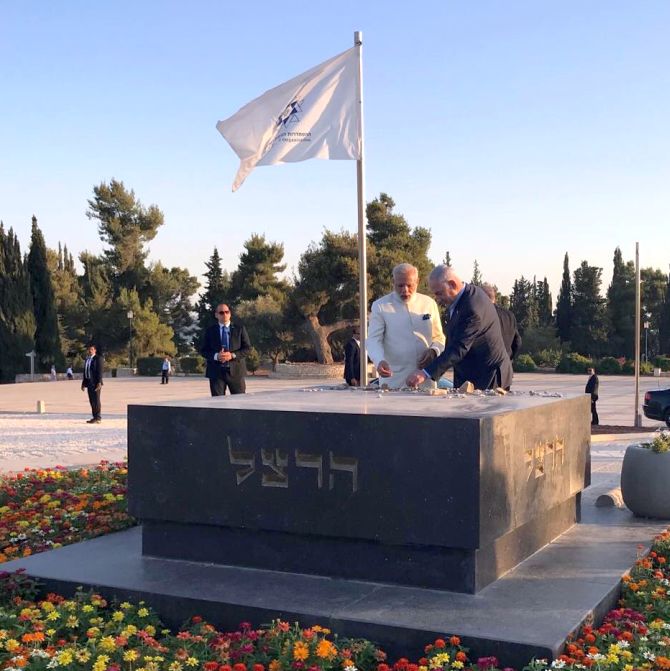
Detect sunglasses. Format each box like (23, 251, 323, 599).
(217, 310, 230, 314)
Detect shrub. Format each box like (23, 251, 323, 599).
(534, 348, 562, 368)
(179, 356, 204, 374)
(596, 356, 622, 374)
(555, 352, 593, 374)
(641, 430, 670, 453)
(513, 353, 536, 372)
(621, 360, 655, 375)
(136, 356, 163, 376)
(641, 361, 654, 375)
(653, 355, 670, 372)
(246, 347, 261, 374)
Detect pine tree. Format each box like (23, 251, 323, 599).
(536, 277, 553, 327)
(571, 261, 608, 357)
(444, 251, 452, 267)
(509, 276, 538, 334)
(230, 234, 288, 304)
(471, 260, 482, 285)
(606, 247, 636, 357)
(27, 216, 64, 371)
(555, 253, 572, 343)
(0, 223, 35, 381)
(195, 248, 232, 341)
(659, 269, 670, 355)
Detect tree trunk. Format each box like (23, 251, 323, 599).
(304, 315, 355, 364)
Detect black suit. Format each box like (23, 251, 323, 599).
(495, 304, 522, 360)
(425, 284, 512, 390)
(200, 321, 251, 395)
(343, 338, 361, 386)
(81, 355, 103, 420)
(585, 373, 599, 425)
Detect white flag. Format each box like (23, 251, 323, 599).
(216, 47, 361, 191)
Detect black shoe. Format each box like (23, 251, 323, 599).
(86, 418, 96, 423)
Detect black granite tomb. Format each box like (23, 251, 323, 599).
(128, 390, 590, 593)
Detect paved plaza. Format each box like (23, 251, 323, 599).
(0, 373, 666, 494)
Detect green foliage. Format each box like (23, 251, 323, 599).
(556, 252, 572, 343)
(195, 247, 232, 345)
(641, 361, 654, 375)
(509, 276, 538, 333)
(534, 348, 562, 367)
(606, 247, 635, 358)
(237, 295, 294, 369)
(27, 216, 64, 371)
(653, 355, 670, 372)
(179, 357, 204, 374)
(245, 346, 261, 374)
(620, 360, 654, 375)
(570, 261, 608, 357)
(0, 223, 35, 382)
(513, 353, 537, 372)
(596, 356, 622, 374)
(471, 259, 482, 285)
(230, 234, 288, 305)
(535, 277, 553, 327)
(136, 356, 164, 376)
(86, 179, 164, 296)
(519, 325, 561, 357)
(641, 430, 670, 453)
(366, 193, 433, 299)
(556, 352, 593, 373)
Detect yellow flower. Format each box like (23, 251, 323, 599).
(93, 655, 110, 671)
(186, 657, 199, 667)
(316, 640, 337, 660)
(66, 615, 79, 628)
(57, 649, 75, 666)
(41, 602, 55, 612)
(75, 650, 92, 663)
(99, 636, 117, 652)
(120, 601, 133, 609)
(607, 654, 619, 664)
(0, 630, 8, 640)
(451, 663, 464, 670)
(124, 650, 140, 662)
(293, 642, 310, 661)
(46, 629, 56, 637)
(82, 605, 94, 613)
(46, 611, 61, 622)
(144, 625, 156, 636)
(5, 640, 21, 652)
(138, 608, 150, 618)
(63, 601, 77, 612)
(624, 665, 633, 671)
(169, 663, 183, 671)
(430, 653, 451, 669)
(112, 611, 125, 622)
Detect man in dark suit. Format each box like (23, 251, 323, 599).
(406, 266, 512, 390)
(585, 367, 599, 425)
(81, 342, 103, 423)
(481, 284, 521, 388)
(200, 303, 252, 396)
(343, 325, 361, 386)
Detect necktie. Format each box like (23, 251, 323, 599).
(85, 357, 91, 379)
(221, 326, 229, 350)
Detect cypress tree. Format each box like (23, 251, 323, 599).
(556, 253, 573, 343)
(606, 247, 636, 357)
(571, 261, 608, 357)
(27, 216, 64, 371)
(195, 247, 232, 341)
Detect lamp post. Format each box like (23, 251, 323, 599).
(644, 319, 650, 364)
(127, 309, 134, 368)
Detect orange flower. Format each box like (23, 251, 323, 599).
(293, 642, 309, 661)
(316, 640, 337, 660)
(455, 652, 467, 663)
(434, 639, 446, 649)
(449, 636, 460, 646)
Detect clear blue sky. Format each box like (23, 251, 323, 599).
(1, 1, 669, 299)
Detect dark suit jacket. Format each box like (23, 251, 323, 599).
(343, 338, 361, 385)
(82, 355, 104, 388)
(585, 374, 599, 400)
(200, 321, 251, 382)
(495, 304, 522, 360)
(425, 283, 512, 390)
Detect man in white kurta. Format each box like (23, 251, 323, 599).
(367, 263, 445, 389)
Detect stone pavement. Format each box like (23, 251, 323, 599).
(0, 373, 666, 481)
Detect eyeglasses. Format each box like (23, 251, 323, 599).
(217, 310, 230, 314)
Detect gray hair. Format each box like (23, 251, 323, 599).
(480, 283, 496, 302)
(392, 263, 418, 280)
(429, 264, 460, 284)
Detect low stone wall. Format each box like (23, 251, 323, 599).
(269, 363, 343, 379)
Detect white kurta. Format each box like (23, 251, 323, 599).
(367, 291, 446, 388)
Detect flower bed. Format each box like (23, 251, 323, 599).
(0, 463, 668, 671)
(0, 462, 134, 563)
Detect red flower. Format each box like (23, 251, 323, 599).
(233, 664, 247, 671)
(434, 639, 446, 649)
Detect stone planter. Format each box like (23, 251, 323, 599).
(620, 444, 670, 519)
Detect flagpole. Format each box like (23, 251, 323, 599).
(634, 242, 642, 427)
(354, 30, 368, 387)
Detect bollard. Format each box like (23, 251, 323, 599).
(36, 400, 46, 414)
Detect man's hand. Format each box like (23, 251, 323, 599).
(351, 378, 359, 387)
(377, 360, 392, 377)
(94, 384, 102, 392)
(81, 384, 85, 392)
(406, 370, 427, 388)
(218, 350, 233, 362)
(417, 348, 437, 369)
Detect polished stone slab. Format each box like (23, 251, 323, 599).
(128, 391, 590, 592)
(3, 504, 666, 669)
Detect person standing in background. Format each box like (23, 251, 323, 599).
(81, 343, 103, 423)
(161, 356, 172, 384)
(585, 367, 599, 425)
